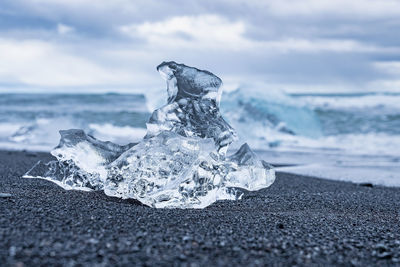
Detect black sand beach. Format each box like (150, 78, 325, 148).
(1, 150, 400, 266)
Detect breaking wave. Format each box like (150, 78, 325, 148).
(1, 90, 399, 158)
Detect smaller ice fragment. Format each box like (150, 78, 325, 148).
(54, 129, 135, 163)
(25, 129, 135, 191)
(0, 193, 12, 198)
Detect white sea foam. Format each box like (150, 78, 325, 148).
(88, 123, 146, 144)
(0, 119, 146, 151)
(1, 90, 399, 187)
(276, 163, 400, 187)
(0, 122, 23, 138)
(256, 148, 400, 187)
(265, 132, 400, 157)
(298, 94, 400, 110)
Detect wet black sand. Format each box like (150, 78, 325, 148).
(1, 150, 400, 266)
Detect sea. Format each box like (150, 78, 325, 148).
(1, 89, 399, 186)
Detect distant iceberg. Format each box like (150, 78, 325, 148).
(24, 61, 275, 208)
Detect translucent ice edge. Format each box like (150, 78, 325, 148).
(24, 61, 275, 209)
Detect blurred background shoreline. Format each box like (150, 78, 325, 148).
(1, 0, 399, 186)
(1, 89, 399, 187)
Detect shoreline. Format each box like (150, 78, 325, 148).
(1, 149, 400, 265)
(4, 146, 400, 188)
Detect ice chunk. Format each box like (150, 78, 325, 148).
(25, 129, 135, 191)
(146, 61, 236, 154)
(53, 129, 134, 165)
(24, 61, 275, 208)
(157, 61, 223, 104)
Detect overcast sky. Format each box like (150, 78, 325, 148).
(1, 0, 400, 94)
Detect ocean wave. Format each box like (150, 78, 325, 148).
(221, 86, 322, 138)
(88, 123, 146, 144)
(0, 118, 146, 151)
(0, 122, 22, 138)
(271, 132, 400, 157)
(218, 86, 400, 155)
(0, 91, 399, 159)
(297, 94, 400, 110)
(0, 118, 80, 151)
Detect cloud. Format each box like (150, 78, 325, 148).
(120, 15, 250, 51)
(57, 23, 74, 35)
(120, 15, 395, 54)
(240, 0, 400, 18)
(0, 38, 148, 88)
(0, 0, 400, 93)
(374, 61, 400, 76)
(368, 79, 400, 93)
(16, 0, 400, 19)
